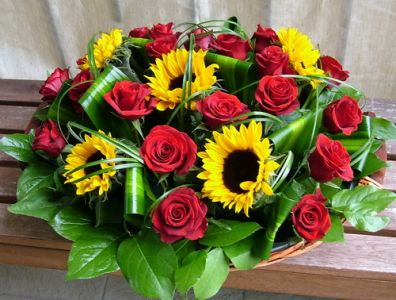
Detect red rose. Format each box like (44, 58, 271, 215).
(150, 22, 174, 39)
(196, 91, 250, 129)
(319, 56, 349, 84)
(39, 68, 69, 101)
(253, 25, 280, 53)
(103, 81, 157, 120)
(184, 28, 214, 51)
(146, 35, 177, 59)
(256, 46, 292, 77)
(140, 125, 197, 175)
(292, 189, 331, 242)
(210, 34, 252, 60)
(68, 70, 93, 113)
(32, 120, 66, 157)
(308, 134, 353, 182)
(152, 187, 208, 243)
(255, 76, 299, 115)
(323, 96, 363, 135)
(129, 26, 150, 38)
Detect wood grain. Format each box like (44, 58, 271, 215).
(0, 167, 20, 203)
(0, 105, 37, 133)
(0, 79, 42, 105)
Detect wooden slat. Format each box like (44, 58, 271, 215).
(0, 204, 69, 250)
(0, 105, 37, 133)
(383, 161, 396, 191)
(0, 167, 20, 203)
(0, 79, 42, 104)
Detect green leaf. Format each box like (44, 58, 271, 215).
(359, 153, 388, 178)
(332, 185, 396, 232)
(173, 239, 195, 263)
(205, 52, 257, 106)
(223, 235, 261, 270)
(269, 110, 323, 159)
(33, 106, 49, 121)
(49, 205, 93, 241)
(117, 231, 178, 300)
(193, 248, 229, 300)
(175, 250, 207, 294)
(321, 214, 344, 242)
(8, 188, 64, 221)
(16, 163, 55, 201)
(47, 80, 79, 124)
(124, 167, 147, 218)
(199, 220, 261, 247)
(67, 226, 124, 279)
(0, 133, 36, 163)
(371, 117, 396, 140)
(254, 192, 297, 259)
(78, 65, 133, 138)
(95, 197, 124, 227)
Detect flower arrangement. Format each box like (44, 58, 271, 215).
(1, 18, 396, 299)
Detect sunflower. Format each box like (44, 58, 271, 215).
(277, 28, 324, 80)
(64, 131, 117, 196)
(79, 28, 123, 70)
(145, 49, 219, 111)
(197, 121, 280, 216)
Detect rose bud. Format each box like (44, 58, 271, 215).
(210, 34, 252, 60)
(32, 120, 66, 158)
(253, 25, 280, 53)
(184, 28, 214, 51)
(103, 81, 157, 120)
(140, 125, 197, 175)
(146, 35, 177, 59)
(68, 70, 93, 113)
(152, 187, 208, 243)
(129, 26, 150, 38)
(292, 189, 331, 242)
(39, 68, 70, 101)
(255, 76, 299, 115)
(319, 55, 349, 84)
(150, 22, 174, 39)
(255, 46, 292, 77)
(308, 134, 353, 182)
(323, 96, 363, 135)
(197, 91, 250, 129)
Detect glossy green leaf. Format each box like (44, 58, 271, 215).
(117, 231, 178, 300)
(371, 117, 396, 140)
(269, 110, 323, 159)
(223, 235, 261, 270)
(0, 133, 36, 163)
(254, 192, 298, 259)
(78, 65, 133, 138)
(332, 185, 396, 232)
(124, 167, 147, 218)
(67, 226, 124, 279)
(33, 107, 49, 121)
(321, 214, 344, 242)
(193, 248, 229, 300)
(175, 250, 207, 294)
(359, 153, 388, 178)
(205, 52, 257, 105)
(8, 188, 63, 221)
(199, 219, 261, 247)
(50, 205, 93, 241)
(16, 163, 55, 201)
(173, 239, 195, 263)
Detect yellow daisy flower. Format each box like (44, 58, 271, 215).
(145, 49, 219, 111)
(64, 131, 117, 196)
(197, 121, 280, 216)
(277, 28, 324, 81)
(79, 28, 123, 70)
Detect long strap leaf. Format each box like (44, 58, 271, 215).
(124, 167, 147, 219)
(78, 65, 133, 138)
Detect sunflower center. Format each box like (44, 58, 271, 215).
(169, 74, 196, 90)
(223, 150, 260, 194)
(85, 151, 106, 175)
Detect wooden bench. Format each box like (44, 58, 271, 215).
(0, 79, 395, 299)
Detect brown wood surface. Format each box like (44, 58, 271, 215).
(0, 80, 396, 299)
